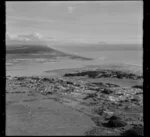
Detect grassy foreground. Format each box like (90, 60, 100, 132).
(6, 66, 143, 136)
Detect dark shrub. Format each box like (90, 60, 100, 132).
(64, 73, 74, 77)
(103, 116, 127, 128)
(101, 88, 113, 94)
(87, 71, 99, 78)
(132, 85, 143, 90)
(121, 125, 144, 136)
(16, 77, 26, 81)
(42, 77, 53, 82)
(66, 81, 73, 85)
(107, 115, 121, 121)
(31, 77, 40, 81)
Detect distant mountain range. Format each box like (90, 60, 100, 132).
(6, 43, 92, 62)
(6, 35, 142, 65)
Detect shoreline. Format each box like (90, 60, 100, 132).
(6, 63, 143, 78)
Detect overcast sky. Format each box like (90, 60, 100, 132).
(6, 1, 143, 44)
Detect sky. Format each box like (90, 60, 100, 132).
(6, 1, 143, 45)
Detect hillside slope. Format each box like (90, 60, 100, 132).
(6, 44, 92, 61)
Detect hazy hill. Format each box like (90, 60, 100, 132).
(6, 43, 92, 61)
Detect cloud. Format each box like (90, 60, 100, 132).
(18, 33, 43, 41)
(67, 6, 78, 13)
(6, 33, 18, 40)
(6, 32, 43, 41)
(6, 32, 48, 47)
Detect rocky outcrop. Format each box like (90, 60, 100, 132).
(64, 69, 143, 80)
(6, 75, 143, 136)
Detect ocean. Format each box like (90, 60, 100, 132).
(6, 49, 143, 76)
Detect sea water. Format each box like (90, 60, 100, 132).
(6, 49, 143, 76)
